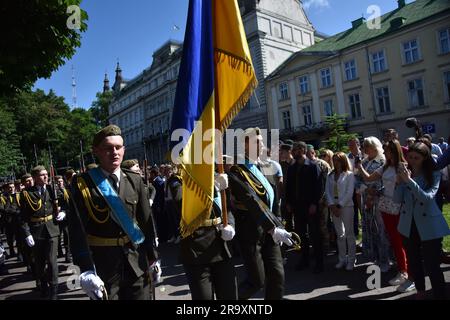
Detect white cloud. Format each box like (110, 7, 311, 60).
(303, 0, 331, 10)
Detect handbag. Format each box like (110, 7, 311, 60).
(378, 194, 400, 215)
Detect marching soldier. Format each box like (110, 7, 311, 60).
(228, 128, 293, 300)
(164, 165, 182, 244)
(0, 187, 6, 242)
(68, 125, 159, 300)
(20, 166, 65, 300)
(122, 159, 157, 208)
(55, 175, 72, 263)
(19, 173, 36, 274)
(3, 181, 22, 258)
(180, 171, 238, 300)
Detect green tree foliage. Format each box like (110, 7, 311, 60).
(0, 0, 88, 95)
(0, 101, 21, 176)
(322, 114, 359, 153)
(90, 91, 113, 127)
(1, 90, 99, 176)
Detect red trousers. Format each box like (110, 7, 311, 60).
(381, 212, 409, 274)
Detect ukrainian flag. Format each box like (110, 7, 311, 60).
(170, 0, 257, 237)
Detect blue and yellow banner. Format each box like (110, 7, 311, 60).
(170, 0, 257, 237)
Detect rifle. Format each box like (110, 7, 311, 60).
(80, 140, 86, 173)
(47, 133, 59, 217)
(142, 135, 159, 300)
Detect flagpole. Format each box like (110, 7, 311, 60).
(214, 94, 228, 226)
(213, 1, 228, 226)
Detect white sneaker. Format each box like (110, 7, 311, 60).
(335, 260, 346, 269)
(389, 272, 408, 286)
(397, 279, 415, 293)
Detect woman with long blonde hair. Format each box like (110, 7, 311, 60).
(325, 152, 356, 270)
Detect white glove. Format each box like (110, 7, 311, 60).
(56, 211, 66, 221)
(271, 227, 293, 246)
(79, 271, 105, 300)
(149, 199, 154, 207)
(25, 235, 35, 247)
(218, 224, 235, 241)
(150, 260, 162, 284)
(214, 174, 229, 191)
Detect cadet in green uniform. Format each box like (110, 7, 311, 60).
(20, 166, 65, 300)
(228, 128, 293, 300)
(68, 125, 159, 300)
(3, 182, 21, 258)
(55, 175, 72, 262)
(180, 172, 237, 300)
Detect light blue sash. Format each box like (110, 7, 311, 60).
(88, 168, 145, 245)
(244, 161, 274, 211)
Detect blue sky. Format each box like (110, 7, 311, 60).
(34, 0, 404, 109)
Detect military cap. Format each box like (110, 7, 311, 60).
(306, 144, 314, 150)
(31, 165, 47, 176)
(122, 159, 139, 169)
(280, 144, 292, 151)
(21, 173, 32, 183)
(65, 169, 75, 178)
(86, 163, 98, 171)
(293, 141, 307, 150)
(93, 124, 122, 147)
(21, 173, 31, 179)
(284, 139, 294, 146)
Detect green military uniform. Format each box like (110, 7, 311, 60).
(0, 192, 7, 247)
(228, 162, 285, 300)
(56, 184, 72, 262)
(179, 188, 237, 300)
(3, 191, 22, 257)
(20, 184, 60, 299)
(68, 168, 158, 300)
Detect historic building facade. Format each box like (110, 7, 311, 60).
(266, 0, 450, 145)
(107, 0, 319, 162)
(231, 0, 318, 129)
(108, 41, 182, 164)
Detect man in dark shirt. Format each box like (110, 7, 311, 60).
(285, 141, 323, 273)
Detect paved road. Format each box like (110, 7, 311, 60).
(1, 241, 449, 300)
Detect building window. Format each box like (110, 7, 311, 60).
(376, 87, 391, 113)
(403, 39, 420, 64)
(344, 60, 357, 80)
(372, 50, 386, 73)
(439, 28, 450, 54)
(324, 100, 333, 116)
(320, 68, 332, 88)
(407, 78, 425, 108)
(302, 105, 312, 125)
(282, 111, 291, 129)
(444, 71, 450, 102)
(298, 75, 309, 95)
(279, 82, 289, 101)
(348, 94, 362, 119)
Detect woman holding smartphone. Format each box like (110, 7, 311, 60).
(394, 141, 450, 299)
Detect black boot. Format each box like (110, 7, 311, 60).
(49, 285, 58, 300)
(40, 281, 49, 298)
